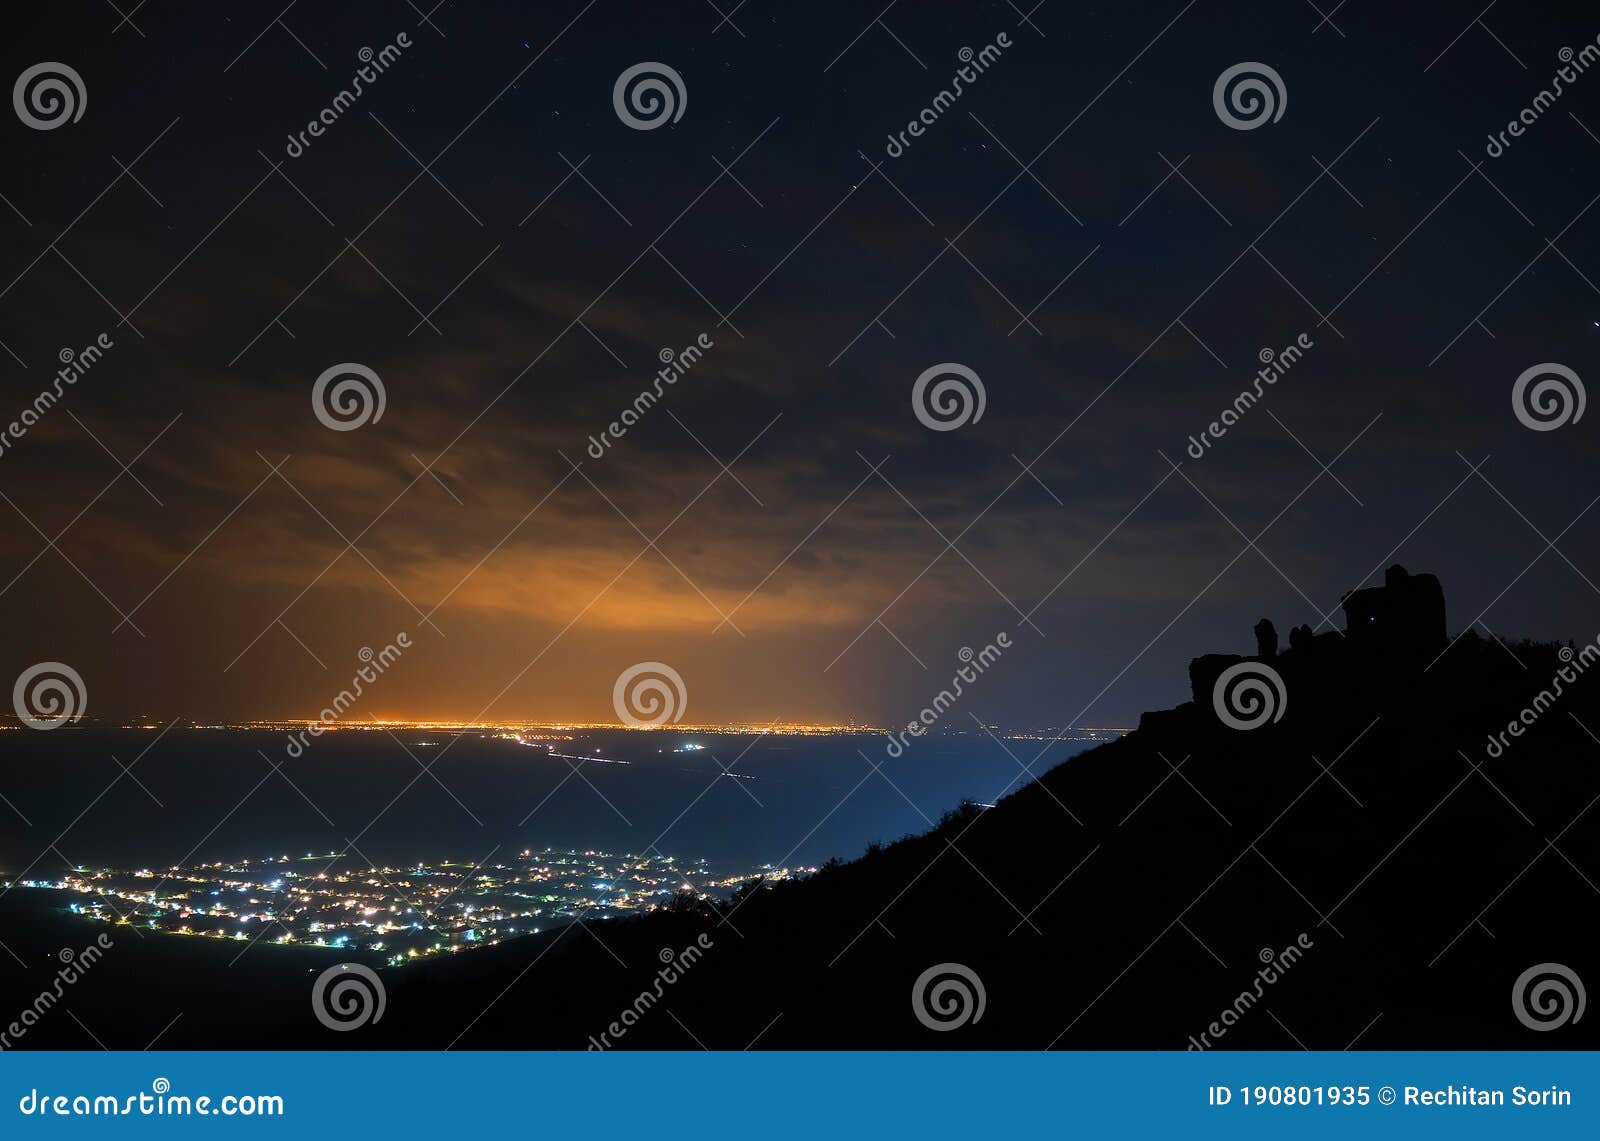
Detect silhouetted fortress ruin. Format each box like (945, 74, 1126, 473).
(1340, 565, 1446, 654)
(1171, 565, 1449, 728)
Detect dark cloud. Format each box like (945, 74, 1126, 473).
(1, 0, 1598, 726)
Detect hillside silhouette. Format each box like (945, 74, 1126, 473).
(363, 565, 1597, 1048)
(5, 566, 1595, 1049)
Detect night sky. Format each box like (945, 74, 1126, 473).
(2, 0, 1598, 727)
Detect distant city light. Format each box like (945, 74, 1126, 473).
(24, 848, 816, 968)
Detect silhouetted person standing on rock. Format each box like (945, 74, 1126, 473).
(1254, 618, 1278, 659)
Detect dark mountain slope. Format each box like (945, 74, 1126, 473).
(371, 568, 1600, 1049)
